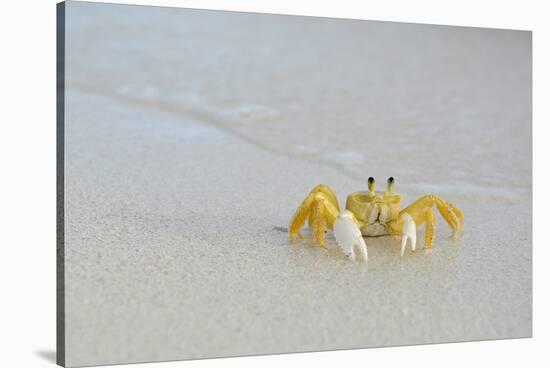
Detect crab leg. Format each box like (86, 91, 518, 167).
(288, 184, 340, 247)
(424, 207, 435, 248)
(288, 192, 315, 241)
(399, 195, 463, 255)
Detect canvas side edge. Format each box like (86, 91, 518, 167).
(56, 2, 66, 367)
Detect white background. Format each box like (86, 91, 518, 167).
(0, 0, 547, 367)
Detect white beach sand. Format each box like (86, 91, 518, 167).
(62, 2, 531, 366)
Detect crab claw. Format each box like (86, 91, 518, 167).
(334, 210, 368, 263)
(400, 212, 417, 257)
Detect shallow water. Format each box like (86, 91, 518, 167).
(63, 2, 531, 366)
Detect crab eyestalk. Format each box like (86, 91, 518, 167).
(385, 177, 395, 195)
(368, 177, 375, 194)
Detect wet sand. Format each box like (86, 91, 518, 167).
(62, 2, 532, 366)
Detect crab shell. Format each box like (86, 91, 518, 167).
(345, 191, 401, 236)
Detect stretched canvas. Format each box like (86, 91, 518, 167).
(57, 1, 532, 367)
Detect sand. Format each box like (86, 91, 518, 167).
(62, 2, 532, 366)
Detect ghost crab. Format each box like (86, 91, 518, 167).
(288, 177, 463, 262)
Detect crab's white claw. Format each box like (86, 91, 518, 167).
(334, 210, 368, 263)
(356, 236, 368, 263)
(400, 212, 417, 257)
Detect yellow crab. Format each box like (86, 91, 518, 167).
(288, 177, 463, 261)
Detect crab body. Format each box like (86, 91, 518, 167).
(345, 189, 401, 236)
(288, 178, 463, 262)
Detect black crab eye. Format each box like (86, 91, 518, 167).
(368, 177, 375, 184)
(388, 177, 394, 185)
